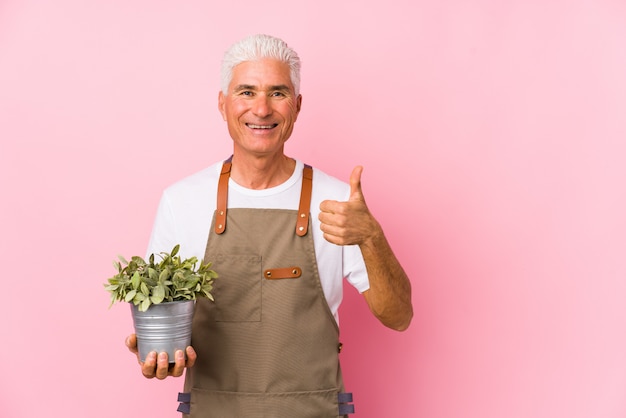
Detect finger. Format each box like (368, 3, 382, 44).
(155, 352, 169, 380)
(125, 334, 138, 352)
(319, 217, 344, 236)
(349, 166, 364, 202)
(169, 350, 186, 377)
(141, 351, 157, 379)
(322, 231, 343, 246)
(185, 346, 197, 368)
(319, 199, 339, 215)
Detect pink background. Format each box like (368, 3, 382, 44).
(1, 1, 625, 417)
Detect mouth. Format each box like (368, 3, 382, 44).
(246, 123, 278, 130)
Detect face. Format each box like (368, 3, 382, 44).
(218, 58, 302, 158)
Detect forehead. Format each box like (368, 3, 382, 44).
(230, 58, 293, 91)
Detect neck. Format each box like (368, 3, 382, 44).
(230, 152, 296, 189)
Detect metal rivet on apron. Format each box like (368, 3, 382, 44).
(300, 213, 306, 218)
(218, 224, 223, 229)
(219, 210, 224, 215)
(298, 226, 304, 231)
(292, 269, 298, 274)
(338, 343, 343, 353)
(266, 271, 271, 277)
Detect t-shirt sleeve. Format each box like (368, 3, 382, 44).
(145, 191, 178, 259)
(343, 244, 370, 293)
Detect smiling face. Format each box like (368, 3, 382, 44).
(218, 58, 302, 159)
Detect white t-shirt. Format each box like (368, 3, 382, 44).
(146, 159, 370, 323)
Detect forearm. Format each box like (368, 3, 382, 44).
(360, 225, 413, 331)
(316, 165, 414, 330)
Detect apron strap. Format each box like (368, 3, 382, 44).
(215, 158, 232, 235)
(296, 164, 313, 237)
(338, 392, 355, 415)
(176, 391, 355, 415)
(176, 392, 191, 414)
(215, 158, 312, 237)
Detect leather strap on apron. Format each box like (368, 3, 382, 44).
(215, 157, 313, 238)
(295, 164, 312, 236)
(214, 160, 231, 235)
(180, 159, 354, 417)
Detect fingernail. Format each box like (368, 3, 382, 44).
(158, 352, 167, 361)
(176, 350, 184, 360)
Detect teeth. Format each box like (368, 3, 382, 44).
(247, 124, 275, 129)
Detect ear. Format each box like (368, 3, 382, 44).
(218, 91, 227, 121)
(295, 94, 302, 116)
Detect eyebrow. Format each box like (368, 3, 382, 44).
(233, 84, 256, 92)
(232, 84, 292, 93)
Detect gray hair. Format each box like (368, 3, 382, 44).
(220, 34, 301, 96)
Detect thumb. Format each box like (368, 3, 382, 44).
(349, 166, 364, 202)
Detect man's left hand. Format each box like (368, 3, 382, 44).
(319, 166, 380, 246)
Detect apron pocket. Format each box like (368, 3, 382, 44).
(190, 387, 340, 418)
(213, 254, 262, 322)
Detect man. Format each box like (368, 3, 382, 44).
(126, 34, 413, 417)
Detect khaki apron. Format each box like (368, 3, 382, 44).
(177, 160, 354, 418)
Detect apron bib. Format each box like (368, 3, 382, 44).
(178, 161, 354, 418)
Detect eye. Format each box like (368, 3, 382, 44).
(271, 91, 286, 97)
(235, 89, 254, 97)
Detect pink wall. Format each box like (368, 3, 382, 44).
(1, 1, 625, 417)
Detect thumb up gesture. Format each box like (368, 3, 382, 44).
(319, 166, 381, 246)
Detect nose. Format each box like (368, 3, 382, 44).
(251, 95, 272, 118)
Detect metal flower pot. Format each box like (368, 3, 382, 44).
(130, 300, 195, 363)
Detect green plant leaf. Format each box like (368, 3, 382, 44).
(151, 284, 165, 304)
(124, 289, 137, 302)
(159, 269, 170, 282)
(105, 244, 217, 309)
(131, 272, 140, 290)
(140, 297, 151, 312)
(140, 282, 149, 296)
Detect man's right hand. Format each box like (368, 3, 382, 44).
(125, 333, 197, 380)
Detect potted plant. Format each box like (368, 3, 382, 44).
(104, 244, 217, 362)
